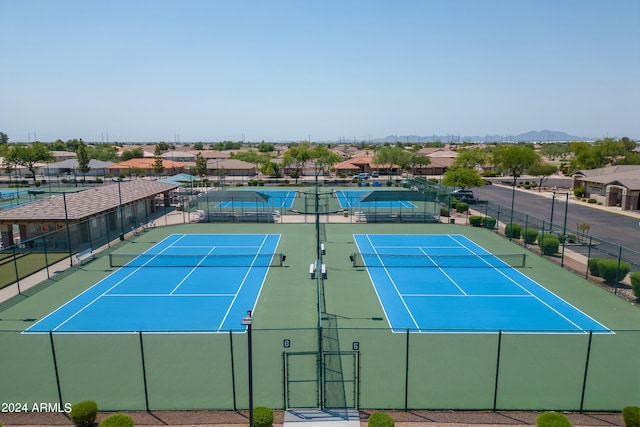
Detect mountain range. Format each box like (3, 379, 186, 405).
(368, 130, 594, 144)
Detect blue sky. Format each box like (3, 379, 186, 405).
(1, 0, 638, 143)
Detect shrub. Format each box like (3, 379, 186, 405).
(482, 170, 497, 177)
(505, 223, 522, 239)
(440, 207, 449, 217)
(99, 414, 134, 427)
(588, 258, 602, 276)
(540, 237, 560, 255)
(484, 217, 497, 230)
(368, 411, 395, 427)
(523, 229, 539, 244)
(254, 407, 274, 427)
(70, 400, 98, 427)
(455, 202, 468, 213)
(468, 215, 483, 227)
(536, 411, 572, 427)
(631, 273, 640, 300)
(597, 259, 631, 286)
(587, 198, 597, 204)
(622, 406, 640, 427)
(537, 233, 558, 246)
(573, 186, 585, 198)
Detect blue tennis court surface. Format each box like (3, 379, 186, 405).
(336, 190, 416, 209)
(217, 190, 296, 208)
(354, 234, 610, 333)
(26, 234, 281, 333)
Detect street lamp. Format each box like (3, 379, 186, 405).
(241, 310, 254, 427)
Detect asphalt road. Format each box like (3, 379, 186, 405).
(472, 182, 640, 255)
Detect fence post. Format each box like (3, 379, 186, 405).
(614, 247, 623, 295)
(404, 328, 410, 410)
(42, 235, 50, 280)
(12, 245, 21, 294)
(229, 329, 237, 410)
(138, 331, 150, 411)
(492, 330, 503, 411)
(585, 236, 593, 279)
(579, 330, 593, 412)
(49, 331, 63, 408)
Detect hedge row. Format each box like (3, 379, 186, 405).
(588, 258, 631, 285)
(468, 215, 496, 229)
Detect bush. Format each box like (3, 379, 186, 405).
(440, 207, 449, 217)
(536, 411, 572, 427)
(540, 237, 560, 255)
(99, 414, 134, 427)
(455, 202, 468, 213)
(573, 186, 585, 198)
(70, 400, 98, 427)
(254, 407, 274, 427)
(484, 217, 497, 230)
(482, 170, 497, 177)
(587, 198, 597, 204)
(523, 229, 539, 244)
(622, 406, 640, 427)
(537, 233, 558, 246)
(631, 273, 640, 300)
(588, 258, 602, 276)
(368, 411, 395, 427)
(597, 259, 631, 286)
(468, 215, 483, 227)
(505, 223, 522, 239)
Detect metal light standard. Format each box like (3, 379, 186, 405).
(241, 310, 254, 427)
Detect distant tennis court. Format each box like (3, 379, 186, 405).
(336, 190, 416, 208)
(26, 233, 281, 333)
(217, 190, 296, 208)
(354, 234, 610, 333)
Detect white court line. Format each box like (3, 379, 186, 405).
(448, 234, 588, 332)
(364, 234, 421, 330)
(51, 235, 188, 332)
(217, 234, 272, 330)
(417, 247, 467, 296)
(169, 246, 217, 295)
(103, 293, 236, 297)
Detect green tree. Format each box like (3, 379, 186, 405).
(311, 144, 341, 177)
(282, 142, 312, 183)
(619, 137, 636, 153)
(76, 140, 91, 180)
(262, 160, 280, 177)
(373, 146, 411, 178)
(493, 143, 539, 233)
(258, 141, 275, 153)
(49, 139, 67, 151)
(616, 151, 640, 165)
(539, 142, 571, 160)
(193, 142, 204, 150)
(442, 167, 485, 190)
(0, 132, 9, 145)
(528, 162, 558, 191)
(451, 148, 489, 170)
(570, 141, 606, 170)
(409, 154, 431, 175)
(87, 144, 119, 162)
(152, 144, 164, 175)
(493, 144, 539, 182)
(231, 149, 270, 170)
(121, 147, 144, 161)
(195, 152, 207, 176)
(5, 142, 53, 182)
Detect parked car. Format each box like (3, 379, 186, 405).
(451, 189, 476, 203)
(355, 173, 370, 180)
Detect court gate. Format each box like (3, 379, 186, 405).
(283, 351, 359, 409)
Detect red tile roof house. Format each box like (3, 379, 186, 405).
(108, 159, 186, 178)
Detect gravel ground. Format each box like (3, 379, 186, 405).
(0, 410, 625, 427)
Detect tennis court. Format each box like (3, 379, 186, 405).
(336, 190, 416, 209)
(217, 190, 296, 208)
(25, 233, 281, 333)
(353, 233, 610, 333)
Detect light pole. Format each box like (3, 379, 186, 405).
(241, 310, 254, 427)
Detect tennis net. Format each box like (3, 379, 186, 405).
(350, 252, 526, 268)
(109, 252, 285, 268)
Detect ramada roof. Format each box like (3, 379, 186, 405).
(0, 180, 178, 223)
